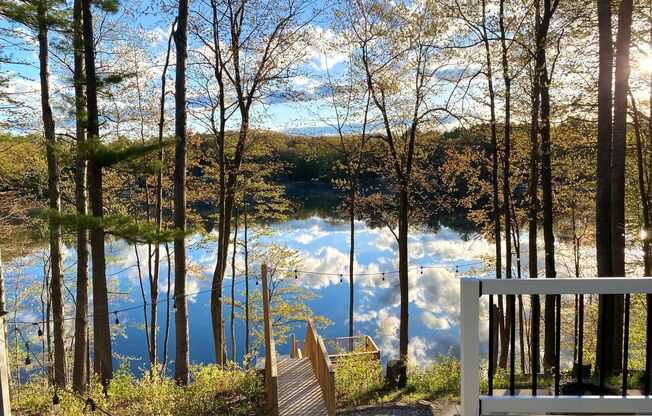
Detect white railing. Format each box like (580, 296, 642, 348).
(460, 277, 652, 415)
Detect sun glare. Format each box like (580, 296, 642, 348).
(639, 56, 652, 73)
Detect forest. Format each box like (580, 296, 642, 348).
(0, 0, 651, 414)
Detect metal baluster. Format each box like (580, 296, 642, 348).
(645, 293, 652, 395)
(555, 294, 561, 396)
(599, 295, 608, 391)
(577, 294, 584, 396)
(489, 294, 494, 396)
(532, 294, 539, 396)
(510, 293, 516, 396)
(622, 293, 630, 396)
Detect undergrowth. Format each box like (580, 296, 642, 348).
(12, 363, 264, 416)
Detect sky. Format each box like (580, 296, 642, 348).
(0, 0, 361, 137)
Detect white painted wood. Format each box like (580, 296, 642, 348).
(481, 395, 652, 414)
(460, 278, 480, 416)
(480, 277, 652, 296)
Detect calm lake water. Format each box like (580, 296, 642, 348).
(5, 202, 497, 374)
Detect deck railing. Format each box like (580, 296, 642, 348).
(261, 265, 278, 416)
(295, 335, 380, 362)
(460, 277, 652, 415)
(303, 320, 336, 416)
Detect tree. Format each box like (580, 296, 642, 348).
(196, 0, 319, 364)
(348, 0, 456, 359)
(173, 0, 190, 385)
(71, 0, 89, 393)
(82, 0, 113, 387)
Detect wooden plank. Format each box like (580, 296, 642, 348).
(277, 358, 328, 416)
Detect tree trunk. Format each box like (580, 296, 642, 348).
(230, 212, 238, 362)
(482, 0, 501, 373)
(499, 0, 512, 371)
(152, 19, 175, 373)
(529, 0, 541, 383)
(72, 0, 89, 393)
(630, 93, 651, 276)
(540, 49, 557, 373)
(595, 0, 615, 379)
(162, 243, 172, 369)
(609, 0, 633, 372)
(82, 0, 112, 387)
(173, 0, 190, 386)
(37, 0, 66, 388)
(243, 185, 250, 368)
(398, 185, 409, 359)
(349, 185, 355, 338)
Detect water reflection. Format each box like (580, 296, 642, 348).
(6, 212, 493, 372)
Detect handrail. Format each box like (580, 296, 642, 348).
(262, 265, 278, 416)
(303, 319, 336, 416)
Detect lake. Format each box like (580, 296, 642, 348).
(4, 202, 495, 375)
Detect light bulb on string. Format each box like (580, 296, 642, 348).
(114, 311, 120, 325)
(420, 266, 423, 275)
(52, 389, 61, 413)
(294, 269, 298, 279)
(339, 274, 343, 283)
(382, 273, 385, 282)
(173, 302, 177, 312)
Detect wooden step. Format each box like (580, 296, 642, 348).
(277, 358, 328, 416)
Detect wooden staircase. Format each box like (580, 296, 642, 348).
(262, 265, 335, 416)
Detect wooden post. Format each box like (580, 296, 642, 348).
(261, 264, 278, 415)
(0, 313, 11, 415)
(291, 334, 296, 359)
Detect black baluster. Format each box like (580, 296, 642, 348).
(532, 294, 540, 396)
(622, 293, 630, 396)
(489, 294, 494, 396)
(645, 293, 652, 396)
(599, 294, 608, 392)
(577, 294, 584, 396)
(555, 294, 561, 396)
(510, 293, 516, 396)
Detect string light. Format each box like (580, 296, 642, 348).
(382, 273, 385, 281)
(173, 302, 177, 312)
(339, 274, 343, 283)
(52, 389, 61, 412)
(24, 341, 31, 365)
(84, 397, 97, 415)
(294, 269, 298, 279)
(113, 311, 120, 325)
(420, 266, 423, 275)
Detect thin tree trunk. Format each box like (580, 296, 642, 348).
(173, 0, 190, 385)
(482, 0, 501, 373)
(398, 185, 409, 359)
(82, 0, 112, 386)
(243, 183, 250, 368)
(596, 0, 615, 378)
(230, 211, 238, 362)
(72, 0, 89, 392)
(150, 18, 175, 374)
(349, 185, 355, 338)
(630, 92, 651, 276)
(529, 0, 541, 382)
(610, 0, 633, 372)
(499, 0, 513, 370)
(37, 0, 66, 387)
(537, 0, 558, 373)
(162, 243, 172, 369)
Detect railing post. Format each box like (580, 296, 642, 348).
(262, 264, 278, 416)
(291, 334, 296, 359)
(461, 278, 480, 416)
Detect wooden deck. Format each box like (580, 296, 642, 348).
(277, 358, 328, 416)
